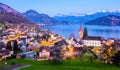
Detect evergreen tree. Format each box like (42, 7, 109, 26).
(13, 40, 19, 54)
(83, 27, 88, 39)
(6, 41, 12, 50)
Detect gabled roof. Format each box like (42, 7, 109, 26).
(69, 37, 78, 43)
(84, 36, 103, 40)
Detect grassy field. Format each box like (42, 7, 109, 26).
(2, 59, 119, 70)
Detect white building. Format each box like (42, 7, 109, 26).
(83, 36, 102, 47)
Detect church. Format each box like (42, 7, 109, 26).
(79, 24, 102, 47)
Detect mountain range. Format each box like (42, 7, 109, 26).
(1, 3, 120, 26)
(0, 3, 33, 25)
(54, 12, 120, 24)
(23, 10, 59, 25)
(85, 15, 120, 26)
(0, 3, 59, 25)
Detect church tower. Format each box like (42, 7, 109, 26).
(79, 24, 83, 39)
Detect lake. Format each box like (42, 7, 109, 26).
(41, 24, 120, 39)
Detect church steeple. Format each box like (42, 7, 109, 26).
(79, 24, 83, 39)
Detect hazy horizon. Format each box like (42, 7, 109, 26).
(0, 0, 120, 16)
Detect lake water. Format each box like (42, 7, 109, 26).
(41, 24, 120, 39)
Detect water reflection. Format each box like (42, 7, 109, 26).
(42, 24, 120, 39)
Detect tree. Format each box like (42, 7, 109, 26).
(0, 42, 6, 50)
(83, 27, 88, 39)
(111, 51, 120, 65)
(2, 24, 7, 30)
(50, 42, 63, 61)
(6, 41, 12, 50)
(42, 34, 50, 41)
(84, 51, 95, 63)
(0, 23, 7, 30)
(13, 40, 19, 54)
(50, 40, 68, 64)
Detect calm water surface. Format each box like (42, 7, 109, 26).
(42, 24, 120, 39)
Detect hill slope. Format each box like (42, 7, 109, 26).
(85, 15, 120, 26)
(0, 3, 33, 24)
(23, 10, 59, 25)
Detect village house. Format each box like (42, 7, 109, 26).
(38, 47, 50, 60)
(113, 39, 120, 51)
(16, 51, 37, 59)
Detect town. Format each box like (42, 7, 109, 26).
(0, 23, 120, 65)
(0, 0, 120, 70)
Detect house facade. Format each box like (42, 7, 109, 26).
(83, 36, 102, 47)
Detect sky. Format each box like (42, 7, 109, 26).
(0, 0, 120, 16)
